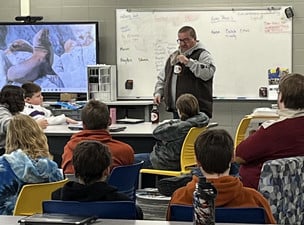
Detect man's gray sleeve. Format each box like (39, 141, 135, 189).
(153, 68, 165, 97)
(186, 50, 216, 81)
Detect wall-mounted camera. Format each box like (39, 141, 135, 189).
(15, 16, 43, 23)
(285, 7, 294, 19)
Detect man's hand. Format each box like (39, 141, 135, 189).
(176, 54, 189, 64)
(234, 156, 246, 164)
(154, 95, 161, 105)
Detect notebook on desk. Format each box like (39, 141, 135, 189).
(251, 107, 279, 117)
(109, 125, 127, 132)
(68, 124, 83, 130)
(18, 213, 97, 225)
(116, 118, 144, 124)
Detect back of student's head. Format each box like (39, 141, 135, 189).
(22, 82, 41, 98)
(73, 140, 112, 185)
(0, 85, 25, 114)
(278, 73, 304, 109)
(176, 93, 199, 120)
(81, 100, 110, 129)
(195, 129, 234, 174)
(5, 114, 50, 159)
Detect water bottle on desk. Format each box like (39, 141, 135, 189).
(151, 104, 159, 124)
(193, 176, 217, 225)
(110, 108, 117, 124)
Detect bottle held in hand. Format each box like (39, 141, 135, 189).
(193, 176, 217, 225)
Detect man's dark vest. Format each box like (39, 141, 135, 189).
(164, 49, 213, 118)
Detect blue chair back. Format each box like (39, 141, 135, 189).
(43, 200, 137, 219)
(170, 204, 193, 221)
(169, 205, 266, 224)
(107, 161, 144, 201)
(216, 207, 266, 223)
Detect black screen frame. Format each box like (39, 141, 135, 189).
(0, 21, 99, 101)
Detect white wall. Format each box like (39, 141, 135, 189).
(0, 0, 302, 137)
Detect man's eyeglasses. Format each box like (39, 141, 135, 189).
(177, 38, 191, 44)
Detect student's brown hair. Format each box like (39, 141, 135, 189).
(22, 82, 41, 98)
(176, 93, 199, 121)
(81, 100, 110, 129)
(73, 140, 112, 185)
(278, 73, 304, 109)
(195, 129, 234, 174)
(0, 85, 25, 114)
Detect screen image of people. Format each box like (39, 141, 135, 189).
(0, 23, 97, 93)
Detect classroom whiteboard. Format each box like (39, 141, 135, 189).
(116, 7, 292, 99)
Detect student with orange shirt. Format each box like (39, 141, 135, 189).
(167, 129, 276, 224)
(61, 100, 134, 174)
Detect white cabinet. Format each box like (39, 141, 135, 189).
(87, 64, 116, 101)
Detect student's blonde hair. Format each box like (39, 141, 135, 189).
(5, 114, 50, 159)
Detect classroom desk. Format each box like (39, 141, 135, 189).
(44, 122, 158, 167)
(47, 100, 153, 122)
(105, 100, 153, 122)
(0, 216, 275, 225)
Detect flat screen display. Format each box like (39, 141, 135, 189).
(0, 22, 98, 95)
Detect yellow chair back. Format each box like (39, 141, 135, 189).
(180, 126, 207, 173)
(234, 116, 253, 148)
(139, 126, 207, 188)
(13, 178, 68, 216)
(234, 114, 279, 148)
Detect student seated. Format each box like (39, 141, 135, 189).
(235, 73, 304, 190)
(135, 93, 209, 170)
(52, 140, 143, 219)
(0, 114, 63, 215)
(21, 82, 78, 128)
(167, 129, 276, 224)
(0, 85, 25, 155)
(61, 100, 134, 174)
